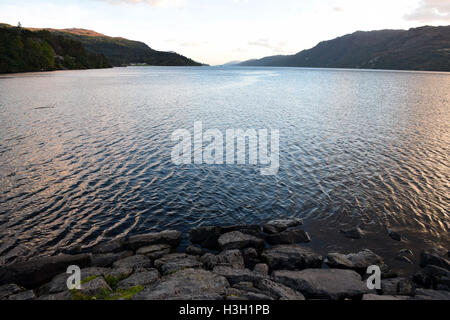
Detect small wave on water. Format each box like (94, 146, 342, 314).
(0, 67, 449, 271)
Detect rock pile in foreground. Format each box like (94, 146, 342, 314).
(0, 220, 449, 301)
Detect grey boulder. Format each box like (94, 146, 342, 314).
(420, 250, 450, 270)
(0, 253, 91, 288)
(136, 244, 172, 260)
(262, 245, 323, 271)
(263, 219, 303, 235)
(128, 230, 182, 251)
(381, 277, 415, 296)
(273, 269, 367, 300)
(255, 279, 305, 300)
(213, 266, 266, 285)
(413, 288, 450, 300)
(325, 249, 384, 273)
(132, 268, 229, 300)
(189, 226, 222, 249)
(7, 290, 36, 300)
(339, 227, 364, 239)
(117, 269, 160, 289)
(218, 231, 264, 251)
(79, 277, 111, 296)
(0, 283, 25, 299)
(39, 267, 110, 295)
(112, 255, 152, 271)
(388, 229, 403, 241)
(265, 227, 311, 245)
(201, 250, 245, 270)
(154, 253, 202, 275)
(92, 238, 127, 254)
(91, 251, 133, 267)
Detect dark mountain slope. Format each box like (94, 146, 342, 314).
(0, 25, 111, 73)
(43, 28, 203, 67)
(240, 26, 450, 72)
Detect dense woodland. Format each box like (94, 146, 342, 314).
(0, 25, 111, 73)
(0, 24, 202, 73)
(55, 29, 203, 67)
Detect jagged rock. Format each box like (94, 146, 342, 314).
(0, 283, 24, 299)
(154, 253, 202, 275)
(420, 250, 450, 270)
(325, 253, 355, 270)
(201, 250, 245, 270)
(253, 264, 269, 276)
(112, 255, 152, 271)
(225, 288, 273, 300)
(117, 269, 160, 289)
(136, 244, 172, 260)
(218, 231, 264, 251)
(201, 253, 218, 270)
(7, 290, 36, 300)
(263, 219, 303, 235)
(424, 264, 450, 279)
(189, 226, 222, 249)
(91, 251, 133, 267)
(395, 255, 414, 264)
(362, 294, 409, 300)
(232, 282, 263, 295)
(381, 278, 415, 296)
(128, 230, 182, 250)
(92, 238, 127, 254)
(242, 248, 260, 269)
(220, 225, 262, 237)
(380, 264, 398, 279)
(80, 277, 111, 296)
(399, 249, 413, 256)
(0, 253, 91, 288)
(388, 229, 402, 241)
(255, 279, 305, 300)
(273, 269, 367, 300)
(105, 267, 134, 280)
(265, 227, 311, 245)
(413, 288, 450, 300)
(185, 246, 205, 256)
(343, 249, 384, 273)
(414, 265, 450, 290)
(339, 227, 364, 239)
(37, 291, 72, 300)
(262, 245, 323, 271)
(39, 267, 110, 295)
(213, 266, 266, 285)
(132, 268, 229, 300)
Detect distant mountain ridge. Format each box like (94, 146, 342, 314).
(240, 26, 450, 72)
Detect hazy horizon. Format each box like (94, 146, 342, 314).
(1, 0, 449, 65)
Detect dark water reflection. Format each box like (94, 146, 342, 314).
(0, 67, 449, 272)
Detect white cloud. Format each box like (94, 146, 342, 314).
(98, 0, 187, 8)
(404, 0, 450, 23)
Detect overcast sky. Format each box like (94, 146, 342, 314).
(0, 0, 449, 65)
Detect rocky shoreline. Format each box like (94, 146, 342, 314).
(1, 219, 449, 300)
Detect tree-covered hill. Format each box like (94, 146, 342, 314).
(0, 24, 204, 73)
(240, 26, 450, 72)
(0, 25, 111, 73)
(39, 28, 203, 67)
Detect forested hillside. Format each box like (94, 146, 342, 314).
(240, 26, 450, 72)
(0, 25, 111, 73)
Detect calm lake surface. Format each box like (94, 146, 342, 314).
(0, 66, 449, 271)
